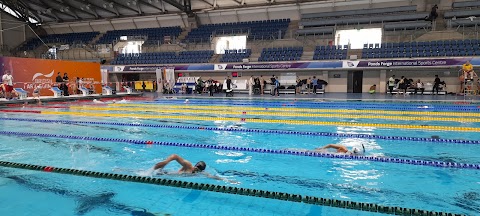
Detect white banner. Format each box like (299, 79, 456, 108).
(342, 60, 360, 68)
(214, 64, 227, 70)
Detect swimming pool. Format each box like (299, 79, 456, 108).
(0, 98, 479, 215)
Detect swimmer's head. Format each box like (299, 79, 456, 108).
(185, 99, 189, 103)
(194, 161, 206, 172)
(352, 147, 360, 155)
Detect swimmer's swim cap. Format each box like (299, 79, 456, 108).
(352, 147, 360, 154)
(195, 161, 206, 171)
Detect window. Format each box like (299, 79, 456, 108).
(335, 28, 382, 49)
(213, 35, 247, 54)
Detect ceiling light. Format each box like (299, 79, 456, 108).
(132, 1, 137, 5)
(109, 2, 114, 8)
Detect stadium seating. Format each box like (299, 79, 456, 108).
(111, 50, 214, 65)
(383, 21, 431, 31)
(313, 45, 348, 60)
(220, 49, 252, 62)
(18, 32, 99, 51)
(301, 5, 417, 20)
(96, 26, 182, 44)
(258, 47, 303, 62)
(185, 19, 290, 43)
(445, 0, 480, 28)
(361, 39, 480, 59)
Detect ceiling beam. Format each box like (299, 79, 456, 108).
(133, 0, 143, 14)
(70, 0, 118, 16)
(19, 1, 57, 22)
(199, 0, 214, 8)
(28, 0, 76, 19)
(138, 0, 163, 12)
(55, 0, 99, 19)
(110, 1, 140, 14)
(162, 0, 185, 12)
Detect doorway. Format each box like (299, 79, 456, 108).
(347, 71, 363, 93)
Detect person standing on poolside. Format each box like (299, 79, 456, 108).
(2, 70, 13, 100)
(388, 75, 395, 95)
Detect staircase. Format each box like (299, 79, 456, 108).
(90, 33, 104, 45)
(210, 54, 220, 63)
(415, 30, 465, 41)
(177, 28, 191, 42)
(347, 49, 363, 59)
(300, 51, 313, 61)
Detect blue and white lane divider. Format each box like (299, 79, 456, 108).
(1, 130, 479, 170)
(1, 117, 479, 145)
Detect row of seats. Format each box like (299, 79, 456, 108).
(363, 50, 478, 59)
(364, 39, 480, 49)
(19, 32, 99, 51)
(298, 5, 424, 36)
(96, 27, 182, 44)
(112, 50, 214, 65)
(314, 45, 348, 60)
(185, 19, 290, 43)
(220, 49, 252, 63)
(258, 47, 303, 62)
(301, 5, 417, 20)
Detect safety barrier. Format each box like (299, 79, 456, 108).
(110, 104, 480, 117)
(37, 111, 480, 132)
(0, 161, 465, 216)
(70, 106, 480, 123)
(1, 130, 479, 170)
(1, 117, 478, 144)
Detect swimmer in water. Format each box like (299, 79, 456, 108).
(153, 154, 237, 183)
(313, 144, 365, 155)
(286, 144, 365, 155)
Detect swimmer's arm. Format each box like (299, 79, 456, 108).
(202, 173, 239, 184)
(153, 154, 193, 170)
(318, 144, 342, 150)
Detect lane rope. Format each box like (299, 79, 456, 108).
(0, 161, 463, 216)
(1, 117, 478, 144)
(69, 106, 480, 123)
(109, 104, 480, 117)
(37, 111, 480, 132)
(1, 130, 479, 170)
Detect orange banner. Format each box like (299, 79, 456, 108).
(0, 57, 101, 96)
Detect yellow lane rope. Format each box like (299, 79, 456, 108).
(71, 106, 480, 123)
(40, 111, 480, 132)
(108, 103, 480, 117)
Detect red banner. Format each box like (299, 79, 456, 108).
(1, 57, 101, 96)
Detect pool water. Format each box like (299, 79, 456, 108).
(0, 98, 479, 216)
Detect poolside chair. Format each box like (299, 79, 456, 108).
(50, 87, 63, 98)
(123, 86, 133, 94)
(102, 86, 113, 95)
(14, 88, 28, 99)
(79, 87, 92, 96)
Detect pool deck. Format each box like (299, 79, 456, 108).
(154, 92, 480, 103)
(0, 92, 143, 106)
(1, 92, 479, 106)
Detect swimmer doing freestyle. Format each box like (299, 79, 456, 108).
(285, 144, 366, 155)
(153, 154, 238, 183)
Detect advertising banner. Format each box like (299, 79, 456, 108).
(342, 58, 473, 68)
(0, 57, 101, 96)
